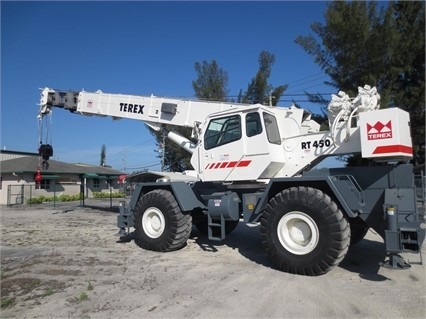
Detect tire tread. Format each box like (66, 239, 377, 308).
(260, 186, 350, 276)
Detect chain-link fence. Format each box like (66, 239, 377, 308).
(7, 184, 82, 208)
(6, 184, 126, 210)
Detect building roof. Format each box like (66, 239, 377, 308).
(0, 149, 39, 157)
(0, 149, 39, 162)
(1, 156, 122, 177)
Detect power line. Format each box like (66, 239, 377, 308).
(108, 137, 154, 157)
(126, 162, 161, 170)
(288, 72, 328, 88)
(279, 92, 334, 97)
(286, 75, 329, 92)
(278, 99, 327, 103)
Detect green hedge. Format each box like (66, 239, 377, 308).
(93, 192, 126, 198)
(26, 193, 83, 205)
(26, 192, 126, 204)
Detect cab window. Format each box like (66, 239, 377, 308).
(246, 112, 262, 137)
(263, 112, 281, 144)
(204, 115, 241, 150)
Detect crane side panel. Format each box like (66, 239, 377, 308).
(358, 108, 413, 160)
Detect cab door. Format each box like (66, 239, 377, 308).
(226, 110, 284, 180)
(198, 113, 245, 182)
(244, 111, 269, 157)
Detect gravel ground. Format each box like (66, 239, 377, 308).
(1, 200, 425, 319)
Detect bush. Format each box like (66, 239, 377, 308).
(93, 192, 126, 198)
(57, 193, 83, 201)
(26, 191, 125, 204)
(26, 197, 44, 205)
(26, 193, 84, 205)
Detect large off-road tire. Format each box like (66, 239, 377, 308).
(349, 217, 369, 245)
(192, 213, 239, 236)
(134, 189, 192, 252)
(260, 187, 350, 276)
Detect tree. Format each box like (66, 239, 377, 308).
(148, 125, 194, 172)
(389, 1, 425, 165)
(100, 144, 106, 166)
(192, 60, 229, 101)
(150, 60, 229, 172)
(158, 127, 193, 172)
(295, 1, 425, 166)
(239, 50, 288, 106)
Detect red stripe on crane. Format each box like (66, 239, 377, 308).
(204, 160, 253, 170)
(237, 160, 251, 167)
(372, 144, 413, 155)
(227, 161, 238, 168)
(220, 162, 228, 168)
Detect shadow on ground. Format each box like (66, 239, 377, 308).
(339, 234, 388, 281)
(191, 223, 274, 269)
(191, 224, 393, 280)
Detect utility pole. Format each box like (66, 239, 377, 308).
(122, 150, 127, 174)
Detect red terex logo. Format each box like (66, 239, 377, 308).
(367, 120, 392, 140)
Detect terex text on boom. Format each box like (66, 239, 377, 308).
(119, 103, 144, 114)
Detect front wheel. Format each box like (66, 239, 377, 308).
(134, 189, 192, 252)
(260, 187, 350, 276)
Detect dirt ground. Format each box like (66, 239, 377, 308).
(1, 200, 425, 319)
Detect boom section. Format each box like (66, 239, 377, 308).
(39, 87, 246, 131)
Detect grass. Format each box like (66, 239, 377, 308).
(1, 297, 15, 309)
(78, 292, 88, 301)
(23, 278, 41, 293)
(74, 281, 93, 302)
(44, 287, 55, 296)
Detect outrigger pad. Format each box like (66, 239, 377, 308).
(380, 254, 411, 269)
(39, 144, 53, 160)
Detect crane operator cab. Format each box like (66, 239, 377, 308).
(196, 105, 316, 182)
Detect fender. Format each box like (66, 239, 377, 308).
(250, 173, 363, 223)
(130, 181, 205, 213)
(250, 164, 421, 241)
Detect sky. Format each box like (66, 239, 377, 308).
(1, 0, 342, 173)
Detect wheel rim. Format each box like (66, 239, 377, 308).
(277, 211, 319, 255)
(142, 207, 165, 238)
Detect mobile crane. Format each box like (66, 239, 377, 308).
(37, 85, 424, 276)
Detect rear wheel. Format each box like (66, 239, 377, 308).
(134, 189, 192, 252)
(260, 187, 350, 276)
